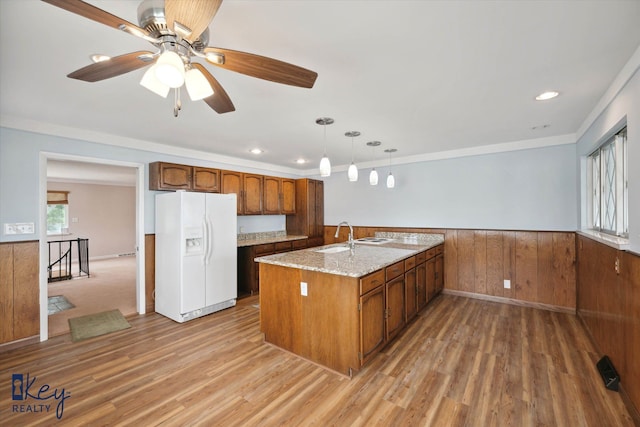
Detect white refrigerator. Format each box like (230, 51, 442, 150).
(155, 191, 237, 323)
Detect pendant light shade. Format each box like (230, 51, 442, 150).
(386, 172, 395, 188)
(369, 168, 379, 186)
(185, 67, 214, 101)
(366, 140, 381, 186)
(316, 117, 334, 177)
(348, 163, 358, 181)
(319, 155, 331, 177)
(155, 50, 185, 88)
(384, 148, 397, 189)
(345, 131, 361, 182)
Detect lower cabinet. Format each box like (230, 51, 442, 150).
(237, 240, 304, 296)
(259, 244, 444, 376)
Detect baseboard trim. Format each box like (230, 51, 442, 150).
(0, 335, 39, 352)
(442, 289, 576, 314)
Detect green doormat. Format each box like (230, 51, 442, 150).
(68, 309, 131, 342)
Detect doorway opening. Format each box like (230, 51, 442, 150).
(39, 154, 146, 340)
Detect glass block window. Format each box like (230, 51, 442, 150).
(588, 127, 627, 237)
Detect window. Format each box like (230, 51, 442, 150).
(588, 127, 628, 237)
(47, 191, 69, 234)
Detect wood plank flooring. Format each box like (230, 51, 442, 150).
(0, 295, 634, 426)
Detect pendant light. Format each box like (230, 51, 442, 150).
(345, 131, 360, 182)
(384, 148, 397, 188)
(367, 141, 381, 185)
(316, 117, 334, 177)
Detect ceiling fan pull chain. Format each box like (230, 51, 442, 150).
(173, 87, 182, 117)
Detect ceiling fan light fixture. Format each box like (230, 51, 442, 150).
(155, 51, 185, 88)
(140, 65, 170, 97)
(185, 67, 214, 100)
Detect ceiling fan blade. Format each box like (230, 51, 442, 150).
(42, 0, 156, 42)
(165, 0, 222, 44)
(192, 63, 235, 114)
(67, 51, 155, 82)
(203, 47, 318, 88)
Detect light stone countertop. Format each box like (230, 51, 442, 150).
(255, 234, 444, 278)
(237, 230, 307, 247)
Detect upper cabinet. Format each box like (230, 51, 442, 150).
(149, 162, 220, 192)
(263, 176, 296, 215)
(150, 161, 302, 217)
(221, 171, 263, 215)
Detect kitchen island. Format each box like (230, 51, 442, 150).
(256, 233, 444, 376)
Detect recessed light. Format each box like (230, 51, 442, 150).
(249, 148, 263, 155)
(535, 91, 559, 101)
(296, 158, 306, 164)
(90, 54, 111, 63)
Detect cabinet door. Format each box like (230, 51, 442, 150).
(426, 258, 436, 302)
(313, 180, 324, 237)
(221, 171, 243, 214)
(281, 178, 296, 214)
(360, 285, 386, 366)
(192, 167, 220, 192)
(405, 267, 417, 322)
(243, 174, 263, 215)
(386, 275, 405, 341)
(416, 262, 427, 311)
(263, 176, 281, 215)
(435, 253, 444, 294)
(150, 162, 192, 190)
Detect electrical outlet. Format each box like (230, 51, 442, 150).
(504, 279, 511, 289)
(4, 223, 17, 235)
(300, 281, 308, 296)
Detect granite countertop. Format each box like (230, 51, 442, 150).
(255, 233, 444, 278)
(237, 231, 307, 248)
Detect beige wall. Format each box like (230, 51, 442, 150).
(47, 182, 136, 259)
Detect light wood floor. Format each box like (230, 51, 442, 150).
(0, 294, 633, 426)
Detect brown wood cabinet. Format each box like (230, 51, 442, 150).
(405, 257, 417, 322)
(149, 162, 220, 192)
(221, 171, 263, 215)
(359, 279, 386, 365)
(263, 176, 296, 215)
(286, 179, 324, 247)
(237, 239, 304, 296)
(260, 244, 444, 376)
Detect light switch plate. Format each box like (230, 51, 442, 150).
(300, 281, 308, 296)
(504, 279, 511, 289)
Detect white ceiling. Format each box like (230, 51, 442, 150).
(2, 0, 640, 174)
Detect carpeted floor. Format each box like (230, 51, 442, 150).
(47, 256, 137, 337)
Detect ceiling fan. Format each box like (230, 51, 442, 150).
(42, 0, 318, 116)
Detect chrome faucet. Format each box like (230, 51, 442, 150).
(335, 221, 355, 250)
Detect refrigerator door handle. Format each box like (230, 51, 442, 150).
(202, 216, 209, 265)
(205, 216, 214, 265)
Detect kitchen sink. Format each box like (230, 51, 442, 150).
(314, 246, 351, 254)
(354, 237, 395, 245)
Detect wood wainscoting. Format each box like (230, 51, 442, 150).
(576, 235, 640, 423)
(324, 226, 576, 312)
(0, 240, 39, 346)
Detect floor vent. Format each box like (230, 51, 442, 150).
(596, 355, 619, 391)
